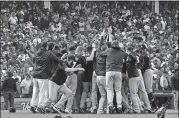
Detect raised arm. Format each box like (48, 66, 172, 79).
(86, 49, 96, 61)
(98, 28, 106, 51)
(61, 53, 68, 60)
(65, 68, 85, 72)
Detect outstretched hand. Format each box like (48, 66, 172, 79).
(100, 28, 106, 37)
(75, 64, 82, 68)
(78, 68, 85, 71)
(61, 53, 68, 59)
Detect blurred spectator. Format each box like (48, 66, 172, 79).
(1, 71, 17, 110)
(20, 72, 33, 98)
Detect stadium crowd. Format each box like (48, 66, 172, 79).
(1, 1, 178, 115)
